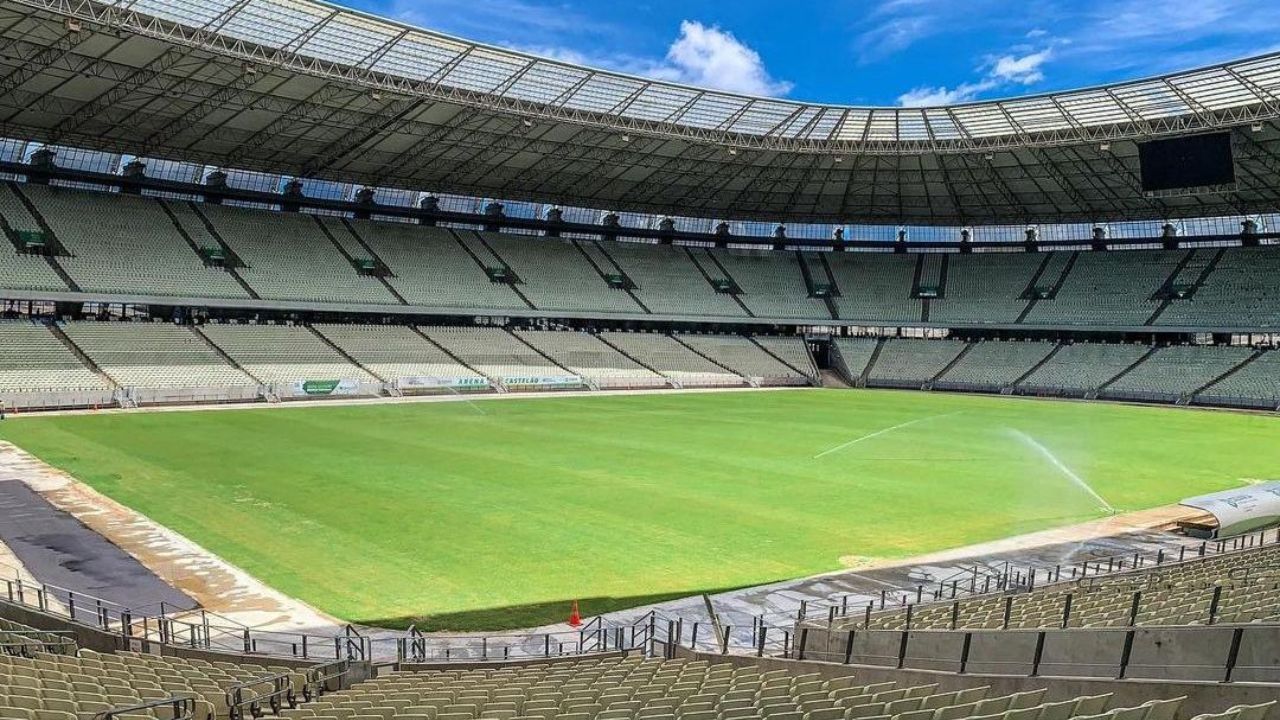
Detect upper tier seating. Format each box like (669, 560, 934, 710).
(3, 181, 1280, 331)
(475, 232, 640, 314)
(19, 185, 250, 298)
(677, 335, 808, 383)
(851, 545, 1280, 632)
(709, 249, 828, 319)
(62, 321, 254, 389)
(1016, 343, 1151, 394)
(828, 253, 921, 324)
(421, 326, 567, 380)
(935, 341, 1057, 390)
(514, 330, 666, 388)
(313, 324, 484, 384)
(1105, 345, 1254, 400)
(0, 322, 106, 393)
(199, 205, 395, 304)
(339, 222, 528, 311)
(598, 332, 744, 386)
(1156, 248, 1280, 329)
(0, 185, 70, 292)
(930, 253, 1042, 325)
(1024, 250, 1182, 326)
(598, 242, 746, 318)
(199, 324, 377, 384)
(867, 339, 969, 387)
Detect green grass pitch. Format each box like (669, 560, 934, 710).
(1, 389, 1277, 631)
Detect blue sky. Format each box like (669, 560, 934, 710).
(341, 0, 1280, 106)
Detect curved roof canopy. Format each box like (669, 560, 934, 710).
(2, 0, 1280, 224)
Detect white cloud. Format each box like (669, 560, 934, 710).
(897, 46, 1052, 106)
(520, 21, 791, 97)
(897, 80, 996, 107)
(989, 48, 1051, 85)
(654, 21, 793, 96)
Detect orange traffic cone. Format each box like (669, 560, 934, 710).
(568, 600, 582, 628)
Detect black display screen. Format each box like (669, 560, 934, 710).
(1138, 133, 1235, 192)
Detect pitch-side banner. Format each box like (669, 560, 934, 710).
(397, 376, 490, 390)
(501, 375, 584, 388)
(1181, 482, 1280, 536)
(291, 379, 363, 397)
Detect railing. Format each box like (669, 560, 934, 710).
(124, 384, 263, 407)
(0, 572, 354, 661)
(92, 696, 196, 720)
(800, 528, 1280, 633)
(395, 612, 659, 663)
(226, 671, 293, 720)
(306, 659, 352, 700)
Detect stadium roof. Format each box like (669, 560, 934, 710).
(2, 0, 1280, 224)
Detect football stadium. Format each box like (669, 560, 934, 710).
(1, 0, 1280, 719)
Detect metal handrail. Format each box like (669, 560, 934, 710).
(93, 695, 196, 720)
(225, 671, 293, 720)
(306, 658, 351, 699)
(0, 572, 352, 660)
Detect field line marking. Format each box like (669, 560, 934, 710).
(814, 412, 963, 459)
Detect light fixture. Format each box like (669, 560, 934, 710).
(727, 147, 738, 156)
(833, 157, 844, 164)
(983, 152, 994, 161)
(242, 63, 257, 76)
(64, 18, 82, 32)
(620, 134, 631, 143)
(1252, 122, 1265, 133)
(1099, 142, 1112, 151)
(370, 91, 383, 101)
(522, 118, 533, 128)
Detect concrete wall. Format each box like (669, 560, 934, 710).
(792, 623, 1277, 685)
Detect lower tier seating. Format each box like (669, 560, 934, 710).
(1104, 345, 1254, 400)
(853, 545, 1280, 632)
(198, 324, 377, 385)
(597, 332, 745, 387)
(1200, 350, 1280, 406)
(935, 341, 1057, 390)
(677, 335, 808, 384)
(866, 339, 969, 388)
(832, 338, 881, 382)
(313, 324, 484, 385)
(514, 330, 667, 388)
(421, 327, 568, 381)
(62, 321, 255, 389)
(288, 656, 1214, 720)
(1016, 343, 1150, 394)
(1, 641, 313, 720)
(0, 321, 108, 393)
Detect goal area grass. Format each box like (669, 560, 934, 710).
(2, 389, 1275, 631)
